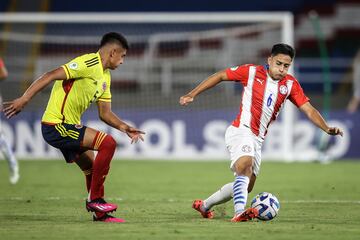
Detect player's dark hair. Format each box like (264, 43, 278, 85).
(271, 43, 295, 59)
(100, 32, 129, 50)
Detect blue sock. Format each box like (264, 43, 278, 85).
(233, 175, 249, 215)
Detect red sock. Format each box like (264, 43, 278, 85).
(90, 134, 116, 201)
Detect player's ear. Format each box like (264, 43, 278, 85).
(109, 47, 118, 58)
(267, 56, 272, 65)
(110, 48, 115, 57)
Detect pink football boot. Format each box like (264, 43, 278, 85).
(93, 213, 125, 223)
(86, 198, 118, 213)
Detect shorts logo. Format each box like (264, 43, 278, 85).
(69, 62, 78, 70)
(279, 85, 288, 95)
(102, 82, 107, 91)
(230, 66, 239, 71)
(241, 145, 252, 153)
(75, 124, 83, 129)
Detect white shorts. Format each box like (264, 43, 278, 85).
(225, 125, 263, 176)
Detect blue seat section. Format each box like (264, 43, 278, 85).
(48, 0, 336, 13)
(40, 22, 244, 57)
(0, 0, 10, 12)
(0, 0, 338, 13)
(35, 0, 351, 96)
(44, 23, 247, 37)
(296, 28, 360, 93)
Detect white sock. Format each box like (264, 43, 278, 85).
(233, 175, 250, 215)
(203, 182, 233, 211)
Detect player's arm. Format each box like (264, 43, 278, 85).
(299, 102, 343, 136)
(179, 69, 229, 106)
(3, 67, 67, 119)
(0, 59, 8, 80)
(97, 101, 145, 143)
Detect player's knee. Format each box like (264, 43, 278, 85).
(75, 157, 93, 170)
(234, 157, 253, 175)
(82, 167, 92, 176)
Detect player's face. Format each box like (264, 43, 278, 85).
(267, 54, 292, 80)
(109, 45, 127, 70)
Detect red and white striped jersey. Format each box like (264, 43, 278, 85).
(226, 64, 309, 139)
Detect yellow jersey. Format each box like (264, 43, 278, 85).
(42, 52, 112, 124)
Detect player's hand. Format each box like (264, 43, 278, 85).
(3, 97, 28, 119)
(179, 94, 194, 106)
(326, 127, 343, 137)
(126, 127, 145, 144)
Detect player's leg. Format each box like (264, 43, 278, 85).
(225, 125, 259, 222)
(74, 150, 94, 192)
(0, 131, 19, 184)
(231, 141, 262, 222)
(74, 149, 124, 222)
(78, 127, 122, 219)
(194, 173, 257, 218)
(81, 127, 116, 202)
(231, 155, 256, 221)
(192, 182, 232, 219)
(193, 125, 255, 219)
(204, 182, 233, 209)
(81, 127, 125, 222)
(41, 123, 123, 222)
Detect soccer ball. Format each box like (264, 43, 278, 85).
(250, 192, 280, 221)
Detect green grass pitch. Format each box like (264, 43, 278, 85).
(0, 160, 359, 240)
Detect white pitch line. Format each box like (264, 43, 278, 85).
(282, 200, 360, 204)
(1, 197, 359, 204)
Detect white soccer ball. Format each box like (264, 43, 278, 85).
(250, 192, 280, 221)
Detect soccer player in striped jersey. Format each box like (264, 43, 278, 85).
(180, 43, 343, 222)
(0, 57, 19, 184)
(3, 32, 145, 223)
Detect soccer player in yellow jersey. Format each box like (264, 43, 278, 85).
(3, 32, 145, 223)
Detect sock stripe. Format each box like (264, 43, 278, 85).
(235, 177, 247, 182)
(91, 132, 100, 148)
(94, 133, 103, 149)
(235, 176, 247, 180)
(234, 195, 245, 201)
(233, 186, 243, 192)
(94, 133, 104, 149)
(234, 197, 245, 202)
(233, 181, 247, 189)
(98, 133, 107, 147)
(234, 187, 242, 193)
(94, 132, 107, 149)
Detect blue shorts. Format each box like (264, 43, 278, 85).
(41, 123, 87, 163)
